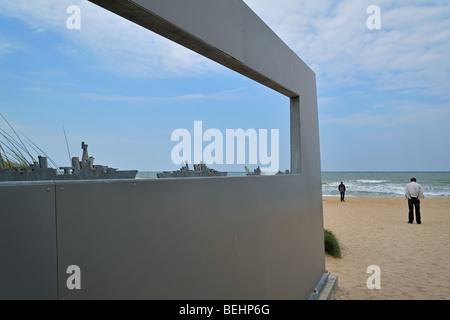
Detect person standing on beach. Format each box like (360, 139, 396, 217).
(405, 178, 424, 224)
(338, 182, 346, 202)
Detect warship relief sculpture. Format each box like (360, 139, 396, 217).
(157, 161, 227, 178)
(0, 141, 137, 181)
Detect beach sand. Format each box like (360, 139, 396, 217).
(323, 196, 450, 300)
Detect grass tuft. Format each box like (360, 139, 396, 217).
(324, 229, 341, 258)
(1, 159, 28, 168)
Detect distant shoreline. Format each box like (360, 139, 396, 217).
(135, 171, 450, 198)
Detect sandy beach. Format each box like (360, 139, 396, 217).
(323, 196, 450, 300)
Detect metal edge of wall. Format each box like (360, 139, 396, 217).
(314, 272, 339, 300)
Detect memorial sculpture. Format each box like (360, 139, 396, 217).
(244, 165, 261, 176)
(0, 0, 329, 301)
(157, 161, 227, 178)
(0, 141, 137, 181)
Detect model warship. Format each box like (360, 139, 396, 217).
(0, 141, 137, 181)
(244, 165, 261, 176)
(275, 169, 290, 175)
(157, 161, 227, 178)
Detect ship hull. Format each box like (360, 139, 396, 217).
(0, 167, 137, 181)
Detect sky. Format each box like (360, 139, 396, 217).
(0, 0, 449, 172)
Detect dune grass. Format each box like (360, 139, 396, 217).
(324, 229, 341, 258)
(1, 159, 28, 168)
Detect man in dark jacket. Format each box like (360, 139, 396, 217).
(338, 182, 346, 202)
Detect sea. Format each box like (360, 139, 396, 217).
(321, 172, 450, 198)
(136, 171, 450, 198)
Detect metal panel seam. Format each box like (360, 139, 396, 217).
(53, 182, 60, 299)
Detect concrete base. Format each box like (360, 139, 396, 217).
(317, 274, 339, 300)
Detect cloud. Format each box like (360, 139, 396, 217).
(73, 87, 246, 103)
(0, 0, 222, 79)
(75, 1, 221, 79)
(244, 0, 450, 99)
(0, 32, 25, 58)
(4, 0, 448, 98)
(318, 96, 338, 107)
(321, 103, 450, 128)
(0, 41, 15, 57)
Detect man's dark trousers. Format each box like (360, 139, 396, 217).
(408, 197, 421, 223)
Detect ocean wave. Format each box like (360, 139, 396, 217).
(321, 172, 450, 197)
(322, 183, 450, 197)
(355, 179, 388, 184)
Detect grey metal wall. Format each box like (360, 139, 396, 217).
(0, 182, 58, 299)
(0, 176, 324, 299)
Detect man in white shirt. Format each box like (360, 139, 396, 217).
(405, 178, 424, 224)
